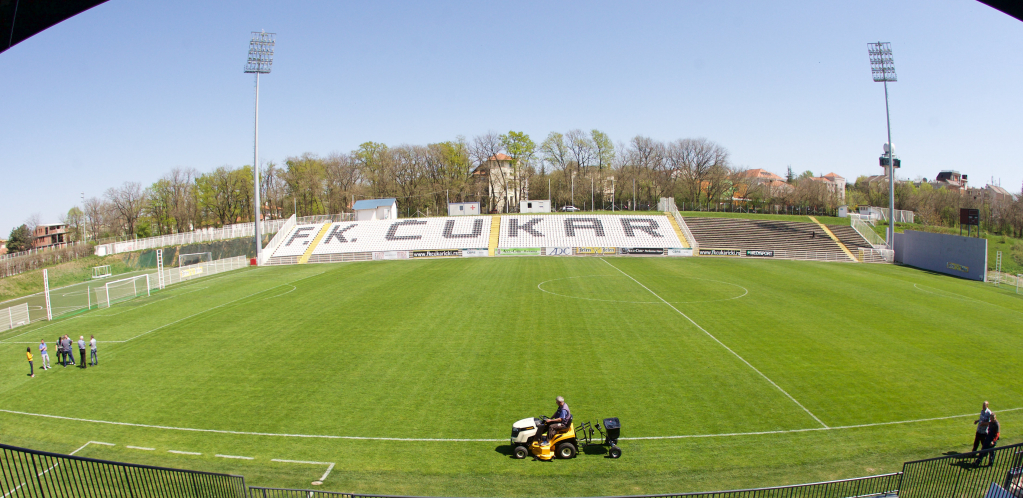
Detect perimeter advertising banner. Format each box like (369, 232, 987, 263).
(411, 250, 461, 258)
(699, 249, 742, 256)
(620, 248, 665, 255)
(667, 248, 694, 257)
(545, 247, 572, 256)
(893, 230, 988, 281)
(746, 250, 775, 257)
(497, 248, 543, 256)
(461, 249, 489, 257)
(576, 247, 618, 255)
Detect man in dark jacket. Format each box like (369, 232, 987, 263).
(977, 413, 1001, 466)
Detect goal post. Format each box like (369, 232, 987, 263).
(178, 252, 212, 267)
(102, 274, 150, 308)
(92, 265, 112, 279)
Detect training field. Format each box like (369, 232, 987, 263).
(1, 256, 1021, 496)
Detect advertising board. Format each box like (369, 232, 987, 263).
(667, 248, 694, 257)
(497, 248, 543, 256)
(461, 249, 489, 257)
(411, 250, 461, 258)
(545, 247, 572, 256)
(180, 267, 203, 278)
(372, 251, 409, 260)
(745, 250, 775, 257)
(699, 248, 742, 256)
(620, 248, 664, 255)
(576, 247, 618, 255)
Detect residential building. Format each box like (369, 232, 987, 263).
(934, 170, 968, 192)
(0, 238, 7, 255)
(808, 172, 846, 202)
(969, 184, 1013, 204)
(32, 223, 69, 249)
(473, 153, 520, 212)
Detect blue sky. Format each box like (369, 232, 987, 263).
(1, 0, 1021, 234)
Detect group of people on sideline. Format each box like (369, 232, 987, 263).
(26, 335, 97, 377)
(972, 400, 1001, 465)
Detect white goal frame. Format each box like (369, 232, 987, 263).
(92, 265, 112, 279)
(178, 252, 212, 267)
(103, 274, 150, 308)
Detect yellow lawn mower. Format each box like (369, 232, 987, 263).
(510, 416, 621, 460)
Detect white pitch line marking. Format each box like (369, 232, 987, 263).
(2, 407, 1017, 442)
(600, 258, 829, 429)
(271, 459, 336, 483)
(216, 454, 254, 460)
(168, 450, 202, 455)
(125, 445, 154, 450)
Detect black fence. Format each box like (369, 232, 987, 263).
(0, 443, 247, 498)
(250, 473, 901, 498)
(898, 441, 1023, 498)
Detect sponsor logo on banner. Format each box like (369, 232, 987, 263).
(621, 248, 664, 255)
(461, 249, 489, 257)
(412, 249, 461, 258)
(545, 247, 572, 256)
(498, 248, 543, 256)
(946, 261, 969, 273)
(667, 248, 694, 257)
(180, 267, 203, 278)
(746, 250, 775, 257)
(372, 251, 409, 260)
(698, 248, 742, 257)
(576, 247, 618, 255)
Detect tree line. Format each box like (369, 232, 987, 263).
(5, 129, 1022, 249)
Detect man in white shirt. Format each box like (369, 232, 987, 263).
(973, 401, 992, 452)
(89, 335, 98, 366)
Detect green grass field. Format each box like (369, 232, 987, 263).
(1, 256, 1021, 497)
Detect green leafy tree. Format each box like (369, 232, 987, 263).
(6, 224, 32, 253)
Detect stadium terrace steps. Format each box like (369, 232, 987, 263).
(827, 225, 875, 251)
(488, 216, 501, 256)
(664, 212, 691, 249)
(683, 217, 855, 260)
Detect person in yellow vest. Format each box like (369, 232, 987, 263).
(26, 347, 34, 378)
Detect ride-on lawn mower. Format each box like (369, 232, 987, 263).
(510, 416, 621, 460)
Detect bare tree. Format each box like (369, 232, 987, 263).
(105, 182, 147, 237)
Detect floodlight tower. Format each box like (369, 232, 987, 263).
(245, 31, 275, 265)
(868, 42, 897, 249)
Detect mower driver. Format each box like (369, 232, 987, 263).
(540, 396, 572, 443)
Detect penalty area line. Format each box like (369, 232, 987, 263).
(599, 258, 829, 429)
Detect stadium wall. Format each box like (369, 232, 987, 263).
(894, 230, 988, 282)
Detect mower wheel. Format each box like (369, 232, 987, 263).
(556, 442, 577, 459)
(609, 446, 622, 459)
(513, 445, 529, 459)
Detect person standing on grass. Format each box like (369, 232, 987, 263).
(78, 336, 87, 369)
(978, 413, 1001, 466)
(26, 347, 34, 377)
(89, 335, 97, 366)
(973, 400, 992, 452)
(66, 335, 75, 366)
(39, 340, 50, 370)
(56, 336, 64, 366)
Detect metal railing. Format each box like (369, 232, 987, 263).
(0, 241, 90, 262)
(250, 473, 902, 498)
(850, 216, 887, 249)
(859, 247, 895, 264)
(95, 219, 295, 257)
(898, 441, 1023, 498)
(259, 215, 297, 266)
(0, 442, 246, 498)
(660, 197, 699, 250)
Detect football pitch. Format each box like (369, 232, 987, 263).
(1, 256, 1021, 497)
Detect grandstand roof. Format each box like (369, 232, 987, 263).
(352, 198, 397, 210)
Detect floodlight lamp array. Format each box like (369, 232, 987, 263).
(867, 42, 896, 82)
(244, 31, 275, 74)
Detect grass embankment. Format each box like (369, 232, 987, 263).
(0, 254, 136, 303)
(678, 211, 846, 225)
(872, 222, 1023, 274)
(1, 257, 1020, 496)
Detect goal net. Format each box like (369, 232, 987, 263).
(92, 265, 112, 279)
(179, 252, 212, 267)
(96, 275, 150, 308)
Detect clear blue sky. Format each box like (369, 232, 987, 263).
(1, 0, 1020, 234)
